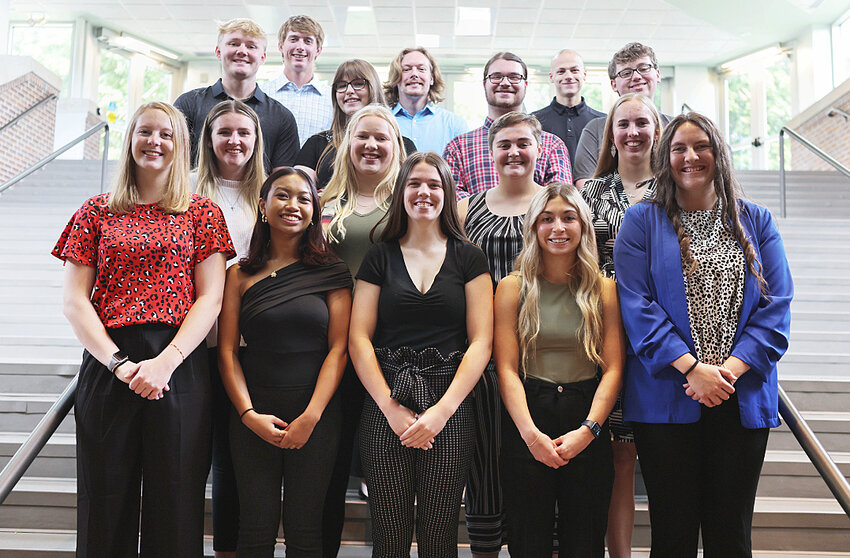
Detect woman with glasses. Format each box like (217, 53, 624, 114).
(580, 93, 660, 558)
(295, 59, 416, 191)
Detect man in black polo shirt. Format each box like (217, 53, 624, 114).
(533, 49, 603, 171)
(174, 18, 299, 172)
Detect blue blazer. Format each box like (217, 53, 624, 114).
(613, 200, 793, 429)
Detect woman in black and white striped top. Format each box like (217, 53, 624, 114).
(580, 92, 661, 558)
(456, 111, 543, 557)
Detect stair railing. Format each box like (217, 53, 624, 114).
(0, 121, 110, 198)
(0, 374, 77, 504)
(827, 107, 850, 121)
(0, 93, 58, 135)
(778, 126, 850, 218)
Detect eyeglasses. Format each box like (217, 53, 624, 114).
(484, 73, 526, 85)
(334, 78, 368, 92)
(615, 63, 657, 80)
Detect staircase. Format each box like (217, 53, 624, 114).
(0, 163, 848, 556)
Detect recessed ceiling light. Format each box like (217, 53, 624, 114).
(456, 7, 490, 36)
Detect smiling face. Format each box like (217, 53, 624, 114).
(485, 58, 527, 111)
(492, 123, 541, 180)
(335, 74, 371, 116)
(210, 111, 257, 176)
(403, 161, 445, 223)
(216, 30, 266, 80)
(131, 109, 174, 175)
(349, 115, 394, 178)
(399, 50, 434, 100)
(670, 121, 717, 202)
(611, 55, 660, 98)
(612, 99, 658, 163)
(279, 30, 321, 74)
(535, 196, 582, 257)
(549, 51, 586, 101)
(259, 173, 314, 236)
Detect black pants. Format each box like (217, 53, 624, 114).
(75, 324, 211, 558)
(500, 377, 613, 558)
(209, 347, 240, 552)
(230, 386, 341, 558)
(633, 394, 769, 558)
(321, 363, 365, 558)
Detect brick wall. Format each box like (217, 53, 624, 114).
(0, 72, 59, 183)
(790, 91, 850, 171)
(84, 110, 102, 160)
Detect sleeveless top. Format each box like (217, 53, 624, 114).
(464, 191, 524, 284)
(322, 200, 387, 279)
(524, 278, 597, 384)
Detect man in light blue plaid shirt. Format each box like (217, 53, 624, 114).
(262, 15, 333, 147)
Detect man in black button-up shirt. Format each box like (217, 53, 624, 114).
(174, 18, 300, 173)
(533, 50, 604, 171)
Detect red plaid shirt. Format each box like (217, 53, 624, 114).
(443, 116, 573, 199)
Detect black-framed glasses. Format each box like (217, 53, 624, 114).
(334, 78, 368, 92)
(615, 63, 657, 80)
(484, 73, 526, 85)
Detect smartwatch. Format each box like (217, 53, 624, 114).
(581, 419, 601, 439)
(108, 350, 129, 374)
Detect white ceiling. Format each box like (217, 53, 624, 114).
(9, 0, 850, 69)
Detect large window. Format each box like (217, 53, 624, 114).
(10, 23, 74, 96)
(98, 49, 131, 159)
(833, 10, 850, 86)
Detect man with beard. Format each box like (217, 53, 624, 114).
(443, 51, 571, 198)
(384, 47, 469, 155)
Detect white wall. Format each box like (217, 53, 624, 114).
(671, 65, 719, 121)
(793, 24, 834, 115)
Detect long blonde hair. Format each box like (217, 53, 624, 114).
(321, 104, 404, 243)
(196, 100, 265, 219)
(109, 102, 191, 214)
(593, 93, 660, 179)
(513, 184, 604, 375)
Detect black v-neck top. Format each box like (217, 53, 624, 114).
(356, 238, 489, 355)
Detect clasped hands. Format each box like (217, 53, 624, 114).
(527, 427, 595, 469)
(385, 400, 449, 450)
(683, 362, 737, 407)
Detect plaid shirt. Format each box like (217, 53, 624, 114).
(261, 72, 333, 147)
(442, 116, 572, 199)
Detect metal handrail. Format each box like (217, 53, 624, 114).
(681, 102, 694, 114)
(0, 93, 57, 134)
(778, 126, 850, 218)
(778, 385, 850, 517)
(827, 107, 850, 121)
(0, 374, 77, 505)
(0, 121, 110, 197)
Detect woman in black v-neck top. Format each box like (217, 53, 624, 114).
(350, 152, 493, 557)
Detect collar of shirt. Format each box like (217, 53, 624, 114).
(212, 78, 266, 103)
(550, 96, 587, 116)
(270, 73, 329, 95)
(482, 116, 495, 129)
(392, 102, 436, 119)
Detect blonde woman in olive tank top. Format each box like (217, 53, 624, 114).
(494, 183, 625, 558)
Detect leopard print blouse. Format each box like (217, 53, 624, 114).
(680, 205, 746, 366)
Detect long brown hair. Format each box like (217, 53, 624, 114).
(239, 167, 335, 274)
(652, 112, 767, 293)
(593, 93, 660, 178)
(378, 152, 467, 243)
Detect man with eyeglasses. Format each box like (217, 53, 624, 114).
(572, 42, 672, 187)
(443, 51, 571, 198)
(261, 15, 333, 146)
(533, 49, 604, 170)
(384, 47, 469, 155)
(174, 18, 299, 172)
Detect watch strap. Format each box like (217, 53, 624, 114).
(581, 419, 601, 438)
(108, 351, 129, 374)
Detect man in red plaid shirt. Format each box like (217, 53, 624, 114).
(443, 51, 572, 199)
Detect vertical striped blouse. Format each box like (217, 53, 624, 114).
(464, 192, 525, 284)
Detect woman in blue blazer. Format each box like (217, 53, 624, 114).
(613, 113, 793, 558)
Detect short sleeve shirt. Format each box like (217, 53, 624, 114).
(51, 193, 235, 328)
(356, 238, 489, 355)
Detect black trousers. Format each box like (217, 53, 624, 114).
(75, 324, 211, 558)
(230, 386, 341, 558)
(321, 363, 365, 558)
(500, 377, 613, 558)
(209, 347, 240, 552)
(633, 394, 770, 558)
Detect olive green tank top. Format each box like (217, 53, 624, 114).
(332, 207, 386, 278)
(525, 278, 598, 384)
